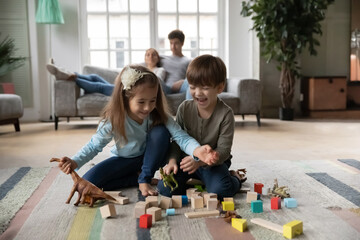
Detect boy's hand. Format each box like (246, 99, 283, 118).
(58, 157, 78, 174)
(180, 156, 201, 174)
(163, 159, 178, 175)
(193, 145, 219, 166)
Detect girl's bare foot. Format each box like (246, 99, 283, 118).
(139, 183, 158, 197)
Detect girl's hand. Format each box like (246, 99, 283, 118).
(163, 159, 178, 175)
(58, 157, 78, 174)
(193, 145, 219, 166)
(180, 156, 201, 174)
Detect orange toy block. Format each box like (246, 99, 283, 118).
(271, 197, 281, 210)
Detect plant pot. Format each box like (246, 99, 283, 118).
(279, 107, 294, 121)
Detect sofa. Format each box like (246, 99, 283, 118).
(54, 65, 262, 130)
(0, 93, 24, 131)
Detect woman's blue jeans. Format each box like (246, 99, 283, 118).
(75, 73, 114, 96)
(82, 125, 170, 190)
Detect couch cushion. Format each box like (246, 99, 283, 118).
(166, 92, 185, 115)
(218, 92, 240, 114)
(77, 93, 110, 116)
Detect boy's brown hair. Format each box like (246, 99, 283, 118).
(168, 29, 185, 43)
(186, 54, 227, 87)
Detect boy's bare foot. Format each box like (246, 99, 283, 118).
(139, 183, 158, 197)
(230, 169, 247, 183)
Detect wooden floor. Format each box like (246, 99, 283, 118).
(1, 116, 360, 169)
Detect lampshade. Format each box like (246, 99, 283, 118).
(35, 0, 64, 24)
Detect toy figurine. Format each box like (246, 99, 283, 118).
(220, 210, 242, 223)
(271, 178, 290, 199)
(50, 158, 116, 207)
(159, 167, 178, 192)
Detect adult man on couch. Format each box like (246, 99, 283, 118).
(161, 29, 191, 96)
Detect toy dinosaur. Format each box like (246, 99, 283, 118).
(270, 178, 290, 199)
(159, 167, 178, 192)
(50, 158, 116, 207)
(220, 210, 242, 223)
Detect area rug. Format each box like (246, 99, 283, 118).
(1, 159, 360, 240)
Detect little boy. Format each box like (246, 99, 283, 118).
(157, 54, 244, 199)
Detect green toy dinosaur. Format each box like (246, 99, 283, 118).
(159, 167, 178, 192)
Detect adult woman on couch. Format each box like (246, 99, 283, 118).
(47, 48, 166, 96)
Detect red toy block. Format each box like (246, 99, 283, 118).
(271, 197, 281, 210)
(254, 183, 264, 194)
(139, 214, 152, 228)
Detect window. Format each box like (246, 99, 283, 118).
(81, 0, 221, 68)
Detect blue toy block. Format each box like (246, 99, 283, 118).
(182, 195, 188, 205)
(166, 208, 175, 216)
(251, 200, 263, 213)
(284, 198, 297, 208)
(257, 193, 261, 200)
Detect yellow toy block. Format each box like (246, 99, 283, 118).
(283, 220, 303, 239)
(232, 218, 247, 232)
(222, 201, 234, 211)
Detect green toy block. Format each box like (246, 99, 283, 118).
(251, 200, 263, 213)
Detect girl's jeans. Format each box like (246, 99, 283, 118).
(82, 125, 170, 190)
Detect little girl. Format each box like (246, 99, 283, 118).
(56, 65, 218, 196)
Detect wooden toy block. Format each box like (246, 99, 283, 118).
(251, 200, 263, 213)
(191, 192, 202, 198)
(239, 187, 251, 193)
(231, 218, 247, 232)
(171, 195, 182, 208)
(222, 201, 235, 211)
(159, 195, 172, 209)
(254, 183, 264, 194)
(200, 191, 209, 197)
(246, 192, 258, 203)
(191, 196, 204, 209)
(203, 193, 217, 207)
(284, 198, 297, 208)
(166, 208, 175, 216)
(271, 197, 281, 210)
(146, 207, 162, 222)
(182, 195, 188, 205)
(223, 197, 234, 202)
(283, 220, 303, 239)
(207, 198, 218, 210)
(251, 218, 303, 239)
(139, 214, 152, 228)
(109, 196, 129, 205)
(263, 187, 270, 195)
(134, 201, 149, 218)
(104, 191, 122, 198)
(146, 196, 159, 207)
(100, 204, 117, 218)
(186, 188, 199, 199)
(184, 210, 219, 219)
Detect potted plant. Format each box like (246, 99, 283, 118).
(0, 34, 26, 93)
(241, 0, 334, 120)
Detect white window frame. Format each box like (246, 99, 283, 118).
(79, 0, 225, 68)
